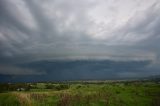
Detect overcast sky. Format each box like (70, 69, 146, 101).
(0, 0, 160, 81)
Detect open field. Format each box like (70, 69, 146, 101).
(0, 80, 160, 106)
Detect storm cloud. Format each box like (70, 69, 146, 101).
(0, 0, 160, 81)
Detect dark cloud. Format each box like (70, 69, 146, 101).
(0, 64, 45, 75)
(0, 60, 153, 82)
(0, 0, 160, 81)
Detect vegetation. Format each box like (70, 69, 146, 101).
(0, 80, 159, 106)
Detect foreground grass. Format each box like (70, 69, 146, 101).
(0, 81, 160, 106)
(0, 93, 20, 106)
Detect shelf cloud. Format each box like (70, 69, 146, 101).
(0, 0, 160, 81)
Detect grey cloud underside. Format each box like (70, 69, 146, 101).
(0, 0, 160, 80)
(0, 60, 155, 82)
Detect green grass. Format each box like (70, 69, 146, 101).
(0, 93, 20, 106)
(0, 81, 159, 106)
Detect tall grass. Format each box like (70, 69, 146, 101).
(0, 93, 20, 106)
(0, 82, 159, 106)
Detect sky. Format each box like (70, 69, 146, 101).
(0, 0, 160, 82)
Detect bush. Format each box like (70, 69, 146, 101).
(0, 83, 31, 92)
(46, 84, 70, 90)
(55, 84, 70, 90)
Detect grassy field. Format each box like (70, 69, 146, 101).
(0, 81, 160, 106)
